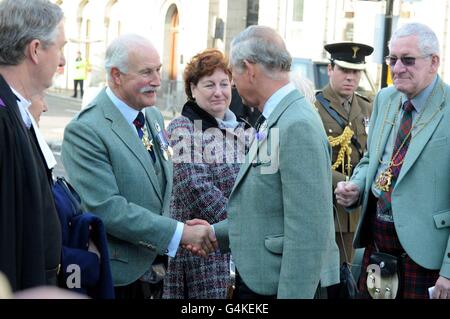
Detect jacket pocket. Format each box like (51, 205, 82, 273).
(264, 234, 284, 255)
(433, 210, 450, 229)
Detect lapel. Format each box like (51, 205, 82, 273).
(231, 90, 301, 191)
(0, 75, 29, 135)
(396, 77, 447, 185)
(370, 91, 402, 178)
(323, 85, 349, 121)
(99, 90, 163, 202)
(144, 108, 173, 204)
(0, 75, 39, 160)
(144, 110, 163, 163)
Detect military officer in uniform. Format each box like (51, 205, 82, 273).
(315, 42, 374, 267)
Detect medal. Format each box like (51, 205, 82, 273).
(375, 168, 392, 192)
(154, 121, 172, 160)
(141, 125, 154, 152)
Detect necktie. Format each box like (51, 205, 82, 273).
(376, 100, 415, 220)
(343, 99, 351, 115)
(133, 112, 156, 162)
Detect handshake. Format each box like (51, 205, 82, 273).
(180, 219, 218, 257)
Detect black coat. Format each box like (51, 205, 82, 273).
(0, 74, 61, 291)
(229, 87, 261, 128)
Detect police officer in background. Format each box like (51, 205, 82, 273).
(315, 42, 374, 268)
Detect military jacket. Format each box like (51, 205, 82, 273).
(315, 84, 372, 232)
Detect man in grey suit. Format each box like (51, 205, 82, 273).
(62, 34, 216, 299)
(336, 23, 450, 299)
(191, 26, 339, 299)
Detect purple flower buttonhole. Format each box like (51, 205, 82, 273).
(256, 131, 267, 142)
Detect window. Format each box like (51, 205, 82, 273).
(293, 0, 304, 22)
(246, 0, 259, 27)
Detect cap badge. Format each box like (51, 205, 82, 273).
(352, 46, 360, 58)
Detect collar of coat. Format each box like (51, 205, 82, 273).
(181, 100, 222, 132)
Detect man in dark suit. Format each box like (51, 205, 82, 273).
(0, 0, 67, 291)
(62, 34, 217, 299)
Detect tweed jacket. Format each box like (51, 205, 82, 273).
(350, 76, 450, 278)
(215, 89, 340, 298)
(62, 88, 175, 286)
(163, 101, 248, 298)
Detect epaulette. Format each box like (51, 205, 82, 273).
(355, 92, 371, 103)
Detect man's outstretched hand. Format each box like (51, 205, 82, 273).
(181, 219, 218, 257)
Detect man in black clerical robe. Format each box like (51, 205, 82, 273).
(0, 0, 65, 291)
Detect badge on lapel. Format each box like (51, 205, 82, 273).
(154, 122, 173, 161)
(142, 125, 154, 152)
(256, 120, 268, 142)
(363, 117, 370, 135)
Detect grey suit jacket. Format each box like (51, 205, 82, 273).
(215, 89, 340, 298)
(350, 76, 450, 278)
(62, 88, 176, 286)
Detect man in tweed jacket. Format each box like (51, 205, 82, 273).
(190, 26, 340, 299)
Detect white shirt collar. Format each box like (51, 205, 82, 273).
(10, 87, 32, 128)
(8, 86, 56, 169)
(26, 107, 57, 169)
(106, 87, 147, 133)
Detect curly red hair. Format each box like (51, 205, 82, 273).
(183, 49, 232, 101)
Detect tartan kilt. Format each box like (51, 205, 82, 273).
(358, 204, 440, 299)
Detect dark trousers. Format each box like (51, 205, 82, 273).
(114, 280, 163, 299)
(233, 270, 276, 300)
(73, 79, 84, 98)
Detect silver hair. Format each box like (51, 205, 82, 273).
(104, 34, 153, 81)
(289, 69, 316, 104)
(230, 25, 291, 79)
(389, 22, 440, 56)
(0, 0, 63, 66)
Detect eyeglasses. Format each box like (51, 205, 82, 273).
(385, 55, 432, 67)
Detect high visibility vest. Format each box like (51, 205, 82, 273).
(74, 58, 87, 80)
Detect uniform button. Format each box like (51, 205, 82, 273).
(328, 129, 333, 133)
(448, 252, 450, 258)
(441, 220, 446, 226)
(349, 122, 352, 126)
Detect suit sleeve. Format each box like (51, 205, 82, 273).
(213, 219, 230, 253)
(61, 120, 177, 255)
(348, 92, 382, 208)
